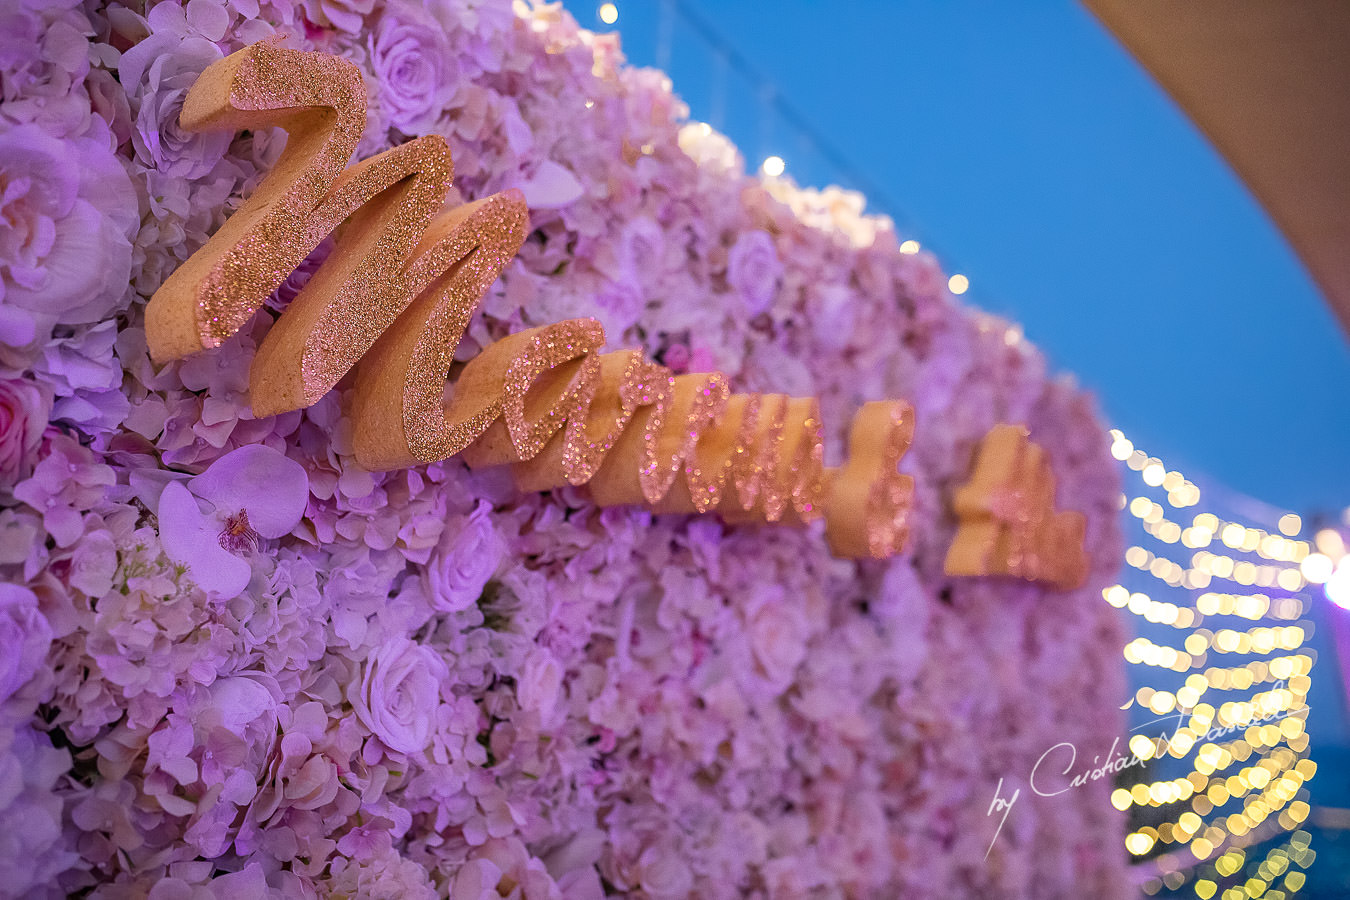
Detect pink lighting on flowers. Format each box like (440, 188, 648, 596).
(158, 445, 308, 598)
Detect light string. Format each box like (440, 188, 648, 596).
(1106, 430, 1318, 899)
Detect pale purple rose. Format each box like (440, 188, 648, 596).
(744, 585, 807, 688)
(0, 584, 52, 704)
(0, 125, 137, 353)
(424, 500, 503, 614)
(636, 841, 694, 900)
(0, 378, 47, 492)
(119, 33, 232, 179)
(726, 229, 783, 316)
(349, 637, 448, 754)
(158, 445, 310, 599)
(370, 2, 458, 134)
(594, 276, 644, 337)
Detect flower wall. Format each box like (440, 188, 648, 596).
(0, 0, 1130, 897)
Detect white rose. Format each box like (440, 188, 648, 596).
(745, 586, 807, 688)
(349, 638, 448, 753)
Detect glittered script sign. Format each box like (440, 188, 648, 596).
(148, 42, 1087, 581)
(147, 42, 914, 560)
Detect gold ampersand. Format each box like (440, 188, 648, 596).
(146, 41, 917, 559)
(943, 424, 1089, 590)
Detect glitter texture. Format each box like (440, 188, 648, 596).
(350, 192, 530, 469)
(147, 43, 367, 362)
(512, 350, 669, 491)
(637, 373, 730, 506)
(150, 40, 934, 561)
(824, 401, 916, 559)
(944, 424, 1089, 589)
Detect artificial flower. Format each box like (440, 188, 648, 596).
(0, 378, 47, 492)
(726, 228, 783, 316)
(159, 444, 309, 598)
(0, 1, 1127, 895)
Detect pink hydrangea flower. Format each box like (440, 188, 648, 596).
(0, 1, 1129, 894)
(159, 444, 309, 598)
(0, 725, 75, 895)
(0, 584, 51, 705)
(0, 2, 92, 138)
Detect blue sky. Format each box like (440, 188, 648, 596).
(566, 0, 1350, 518)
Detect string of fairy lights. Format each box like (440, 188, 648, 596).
(590, 1, 977, 299)
(1105, 430, 1321, 899)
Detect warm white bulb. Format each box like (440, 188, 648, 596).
(1301, 552, 1333, 584)
(1326, 558, 1350, 610)
(761, 155, 785, 177)
(948, 273, 969, 294)
(598, 3, 618, 25)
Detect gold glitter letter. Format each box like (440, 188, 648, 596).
(824, 401, 916, 559)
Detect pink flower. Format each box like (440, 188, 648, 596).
(513, 160, 584, 210)
(424, 500, 503, 614)
(0, 378, 47, 492)
(159, 445, 310, 599)
(594, 276, 644, 337)
(0, 584, 52, 705)
(452, 838, 563, 900)
(0, 725, 75, 894)
(0, 125, 137, 356)
(726, 229, 783, 316)
(370, 2, 458, 134)
(349, 637, 448, 754)
(0, 2, 92, 138)
(302, 0, 380, 34)
(744, 585, 808, 689)
(516, 647, 564, 723)
(636, 840, 693, 900)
